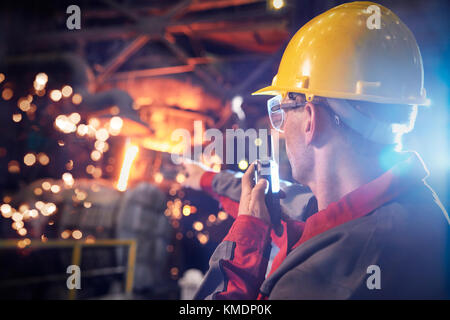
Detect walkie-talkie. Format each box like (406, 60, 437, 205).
(254, 134, 283, 236)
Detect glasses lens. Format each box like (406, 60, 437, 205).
(271, 110, 283, 131)
(267, 95, 284, 131)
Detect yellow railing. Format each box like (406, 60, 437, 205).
(0, 239, 137, 300)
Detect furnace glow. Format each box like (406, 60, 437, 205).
(117, 144, 139, 192)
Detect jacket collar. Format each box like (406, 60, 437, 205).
(293, 151, 429, 250)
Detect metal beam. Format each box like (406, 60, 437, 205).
(106, 53, 272, 81)
(94, 1, 191, 84)
(187, 0, 264, 12)
(100, 0, 142, 21)
(171, 19, 287, 35)
(108, 64, 195, 81)
(82, 0, 265, 20)
(161, 37, 226, 98)
(130, 53, 271, 67)
(162, 0, 192, 20)
(96, 35, 151, 84)
(30, 12, 287, 43)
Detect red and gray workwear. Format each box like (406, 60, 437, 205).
(194, 152, 450, 299)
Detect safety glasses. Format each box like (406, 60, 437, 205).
(267, 93, 307, 132)
(267, 93, 333, 132)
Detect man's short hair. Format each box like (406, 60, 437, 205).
(336, 100, 418, 155)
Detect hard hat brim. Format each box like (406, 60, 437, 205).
(252, 85, 429, 106)
(251, 85, 282, 96)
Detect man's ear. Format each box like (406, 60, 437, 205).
(303, 102, 317, 145)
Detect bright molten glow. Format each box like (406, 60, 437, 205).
(117, 144, 139, 192)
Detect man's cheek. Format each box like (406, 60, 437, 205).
(284, 136, 296, 168)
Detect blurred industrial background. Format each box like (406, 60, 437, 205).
(0, 0, 448, 299)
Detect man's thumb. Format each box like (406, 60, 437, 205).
(252, 178, 268, 199)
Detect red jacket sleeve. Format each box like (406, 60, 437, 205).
(200, 171, 240, 219)
(199, 171, 304, 249)
(194, 215, 272, 300)
(195, 172, 306, 300)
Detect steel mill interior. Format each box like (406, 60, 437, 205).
(0, 0, 448, 300)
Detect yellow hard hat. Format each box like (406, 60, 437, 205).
(252, 1, 428, 105)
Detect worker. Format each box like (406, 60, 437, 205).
(185, 2, 450, 299)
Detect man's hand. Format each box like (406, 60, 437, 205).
(181, 159, 214, 191)
(238, 163, 271, 224)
